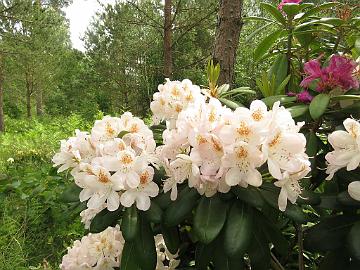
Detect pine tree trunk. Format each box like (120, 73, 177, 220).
(213, 0, 243, 86)
(26, 72, 32, 118)
(36, 88, 43, 116)
(163, 0, 172, 78)
(0, 55, 4, 132)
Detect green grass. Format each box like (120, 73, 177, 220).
(0, 114, 95, 268)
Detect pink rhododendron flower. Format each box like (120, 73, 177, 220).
(300, 55, 359, 92)
(288, 90, 313, 103)
(278, 0, 302, 11)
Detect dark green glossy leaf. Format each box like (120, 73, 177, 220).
(348, 221, 360, 260)
(161, 224, 180, 255)
(194, 195, 228, 244)
(269, 54, 288, 90)
(337, 191, 360, 207)
(224, 202, 253, 257)
(90, 207, 122, 233)
(219, 98, 244, 109)
(261, 95, 296, 107)
(282, 3, 301, 17)
(319, 249, 350, 270)
(60, 182, 82, 203)
(331, 95, 360, 101)
(163, 187, 200, 227)
(309, 93, 330, 120)
(254, 30, 283, 61)
(288, 104, 309, 118)
(297, 190, 321, 205)
(195, 243, 213, 270)
(120, 241, 141, 270)
(248, 226, 270, 270)
(144, 201, 162, 223)
(135, 216, 156, 270)
(304, 214, 360, 252)
(232, 186, 264, 209)
(121, 205, 139, 241)
(300, 2, 339, 21)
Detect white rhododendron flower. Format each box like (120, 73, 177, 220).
(325, 118, 360, 180)
(150, 78, 205, 126)
(60, 226, 124, 270)
(155, 234, 180, 270)
(53, 113, 159, 227)
(348, 181, 360, 201)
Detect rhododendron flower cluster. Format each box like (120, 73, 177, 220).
(326, 118, 360, 201)
(60, 226, 179, 270)
(153, 83, 310, 211)
(301, 55, 359, 92)
(52, 113, 159, 228)
(150, 78, 205, 127)
(288, 90, 313, 103)
(60, 226, 124, 270)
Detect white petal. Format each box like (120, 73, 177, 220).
(246, 169, 262, 187)
(170, 185, 178, 201)
(107, 192, 120, 211)
(348, 181, 360, 201)
(126, 171, 140, 189)
(268, 158, 282, 180)
(347, 154, 360, 171)
(79, 188, 93, 202)
(136, 195, 151, 211)
(87, 193, 107, 209)
(144, 182, 159, 197)
(120, 191, 136, 208)
(225, 167, 241, 186)
(278, 188, 288, 212)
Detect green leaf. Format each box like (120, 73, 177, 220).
(248, 226, 270, 270)
(118, 130, 130, 138)
(306, 131, 318, 158)
(331, 95, 360, 101)
(135, 216, 157, 270)
(297, 190, 321, 205)
(194, 195, 228, 244)
(224, 202, 253, 257)
(261, 95, 296, 107)
(261, 218, 289, 256)
(163, 186, 200, 227)
(300, 2, 339, 21)
(232, 186, 264, 209)
(90, 207, 122, 233)
(260, 3, 286, 26)
(245, 22, 275, 43)
(309, 93, 330, 120)
(195, 243, 213, 270)
(282, 3, 301, 17)
(269, 54, 288, 91)
(337, 191, 360, 207)
(144, 201, 162, 223)
(348, 221, 360, 260)
(275, 75, 291, 95)
(213, 239, 245, 270)
(219, 98, 244, 109)
(120, 241, 141, 270)
(121, 205, 139, 241)
(319, 249, 351, 270)
(304, 214, 360, 252)
(161, 224, 180, 255)
(288, 104, 309, 118)
(60, 182, 82, 203)
(254, 30, 283, 61)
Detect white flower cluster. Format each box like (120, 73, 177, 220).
(60, 226, 124, 270)
(326, 118, 360, 201)
(155, 234, 180, 270)
(150, 79, 205, 127)
(154, 81, 310, 211)
(60, 227, 179, 270)
(52, 113, 159, 229)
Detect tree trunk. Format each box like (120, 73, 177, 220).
(163, 0, 172, 78)
(36, 88, 43, 116)
(212, 0, 243, 86)
(0, 54, 4, 132)
(26, 72, 32, 118)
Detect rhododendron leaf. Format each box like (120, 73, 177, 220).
(232, 186, 264, 209)
(90, 207, 123, 233)
(154, 192, 172, 209)
(337, 191, 360, 207)
(195, 243, 213, 270)
(121, 241, 141, 270)
(213, 240, 245, 270)
(300, 3, 339, 21)
(60, 182, 82, 203)
(260, 3, 286, 26)
(219, 97, 244, 109)
(304, 214, 359, 252)
(269, 54, 288, 89)
(261, 95, 296, 107)
(144, 200, 162, 223)
(318, 249, 351, 270)
(331, 95, 360, 101)
(224, 202, 253, 257)
(194, 195, 228, 244)
(254, 29, 283, 61)
(248, 225, 270, 270)
(261, 217, 289, 256)
(161, 224, 180, 254)
(163, 186, 200, 227)
(275, 75, 291, 95)
(348, 221, 360, 260)
(135, 216, 157, 270)
(288, 104, 309, 118)
(282, 3, 301, 17)
(117, 130, 129, 138)
(121, 205, 139, 241)
(297, 190, 321, 205)
(309, 93, 330, 120)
